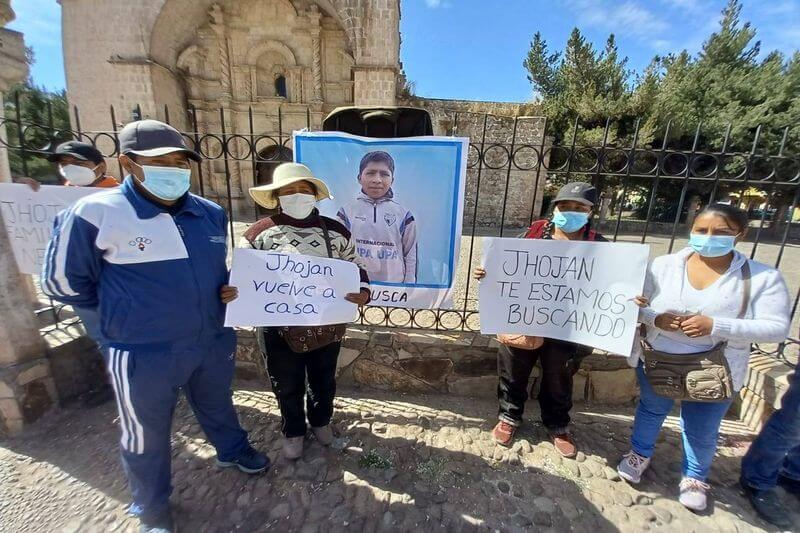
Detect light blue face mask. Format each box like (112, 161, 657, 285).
(552, 208, 590, 233)
(139, 165, 191, 201)
(688, 233, 737, 257)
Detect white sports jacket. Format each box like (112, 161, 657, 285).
(336, 190, 417, 283)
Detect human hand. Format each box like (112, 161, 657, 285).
(345, 290, 370, 306)
(14, 177, 40, 191)
(473, 267, 486, 280)
(654, 312, 682, 332)
(220, 285, 239, 304)
(680, 314, 714, 338)
(633, 295, 649, 308)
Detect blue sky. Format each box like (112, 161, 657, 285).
(10, 0, 800, 102)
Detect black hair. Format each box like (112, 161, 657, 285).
(359, 151, 395, 175)
(695, 203, 749, 233)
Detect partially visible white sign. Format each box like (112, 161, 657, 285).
(479, 237, 649, 355)
(224, 248, 361, 327)
(0, 183, 102, 274)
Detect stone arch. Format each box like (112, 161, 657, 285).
(245, 40, 297, 67)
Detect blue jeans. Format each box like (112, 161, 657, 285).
(631, 363, 733, 481)
(741, 367, 800, 490)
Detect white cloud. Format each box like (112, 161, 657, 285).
(567, 0, 668, 38)
(425, 0, 442, 7)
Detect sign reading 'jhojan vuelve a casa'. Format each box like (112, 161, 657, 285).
(224, 248, 360, 327)
(478, 237, 650, 355)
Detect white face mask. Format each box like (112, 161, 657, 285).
(279, 193, 316, 219)
(59, 164, 97, 186)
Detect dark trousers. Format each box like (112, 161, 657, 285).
(261, 328, 340, 438)
(104, 332, 248, 521)
(497, 338, 586, 431)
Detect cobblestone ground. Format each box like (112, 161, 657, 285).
(1, 384, 798, 532)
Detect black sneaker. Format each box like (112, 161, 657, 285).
(740, 479, 793, 529)
(216, 445, 270, 474)
(778, 473, 800, 497)
(139, 509, 176, 533)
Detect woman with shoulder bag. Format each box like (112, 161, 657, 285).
(239, 163, 370, 460)
(474, 182, 606, 457)
(617, 203, 791, 512)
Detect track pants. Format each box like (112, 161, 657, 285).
(104, 332, 248, 520)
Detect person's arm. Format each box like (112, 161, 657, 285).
(40, 205, 103, 307)
(401, 211, 417, 283)
(709, 269, 792, 343)
(637, 261, 660, 327)
(339, 230, 370, 304)
(336, 206, 352, 231)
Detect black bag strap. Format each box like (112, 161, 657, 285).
(319, 217, 334, 259)
(737, 260, 751, 319)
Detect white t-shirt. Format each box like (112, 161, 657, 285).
(649, 268, 719, 354)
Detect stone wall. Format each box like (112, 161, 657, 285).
(234, 325, 640, 405)
(400, 97, 548, 229)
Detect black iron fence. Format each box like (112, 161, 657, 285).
(3, 97, 799, 363)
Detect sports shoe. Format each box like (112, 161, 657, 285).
(215, 445, 270, 474)
(679, 477, 710, 512)
(139, 509, 176, 533)
(617, 451, 651, 484)
(552, 432, 577, 458)
(741, 479, 793, 529)
(492, 421, 516, 447)
(778, 473, 800, 496)
(283, 436, 304, 460)
(311, 425, 334, 446)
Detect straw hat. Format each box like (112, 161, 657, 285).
(248, 162, 333, 209)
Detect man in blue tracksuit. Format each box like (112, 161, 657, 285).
(41, 120, 268, 532)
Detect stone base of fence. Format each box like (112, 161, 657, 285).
(234, 326, 641, 405)
(0, 354, 58, 436)
(734, 354, 795, 432)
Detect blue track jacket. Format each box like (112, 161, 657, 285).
(41, 177, 233, 346)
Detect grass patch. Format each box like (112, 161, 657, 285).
(358, 449, 394, 470)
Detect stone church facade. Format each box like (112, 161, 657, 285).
(61, 0, 545, 226)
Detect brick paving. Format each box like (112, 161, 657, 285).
(2, 383, 798, 532)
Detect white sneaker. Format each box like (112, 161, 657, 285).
(679, 477, 709, 512)
(283, 436, 304, 460)
(617, 451, 651, 484)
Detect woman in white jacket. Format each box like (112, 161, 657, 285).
(617, 203, 791, 512)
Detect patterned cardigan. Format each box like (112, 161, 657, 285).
(240, 210, 371, 295)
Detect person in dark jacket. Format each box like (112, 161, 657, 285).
(41, 120, 268, 533)
(474, 182, 605, 458)
(241, 163, 370, 460)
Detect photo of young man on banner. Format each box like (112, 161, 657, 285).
(294, 131, 468, 310)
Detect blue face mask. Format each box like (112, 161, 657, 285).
(688, 233, 737, 257)
(139, 165, 191, 201)
(552, 208, 590, 233)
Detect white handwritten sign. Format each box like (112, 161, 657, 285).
(479, 237, 649, 355)
(0, 183, 102, 275)
(224, 248, 360, 327)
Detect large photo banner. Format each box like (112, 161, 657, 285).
(225, 248, 360, 327)
(479, 238, 650, 355)
(0, 183, 101, 275)
(294, 131, 469, 309)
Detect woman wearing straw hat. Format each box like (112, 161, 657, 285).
(239, 162, 370, 460)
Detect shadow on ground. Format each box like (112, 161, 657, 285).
(1, 381, 798, 532)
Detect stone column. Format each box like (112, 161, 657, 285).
(209, 3, 233, 101)
(309, 6, 323, 103)
(0, 4, 58, 434)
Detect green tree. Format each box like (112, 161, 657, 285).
(4, 81, 71, 184)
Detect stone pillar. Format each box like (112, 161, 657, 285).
(0, 0, 58, 435)
(352, 66, 397, 106)
(309, 6, 323, 103)
(209, 3, 232, 101)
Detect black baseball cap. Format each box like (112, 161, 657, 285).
(554, 182, 598, 207)
(46, 141, 104, 165)
(118, 119, 201, 162)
